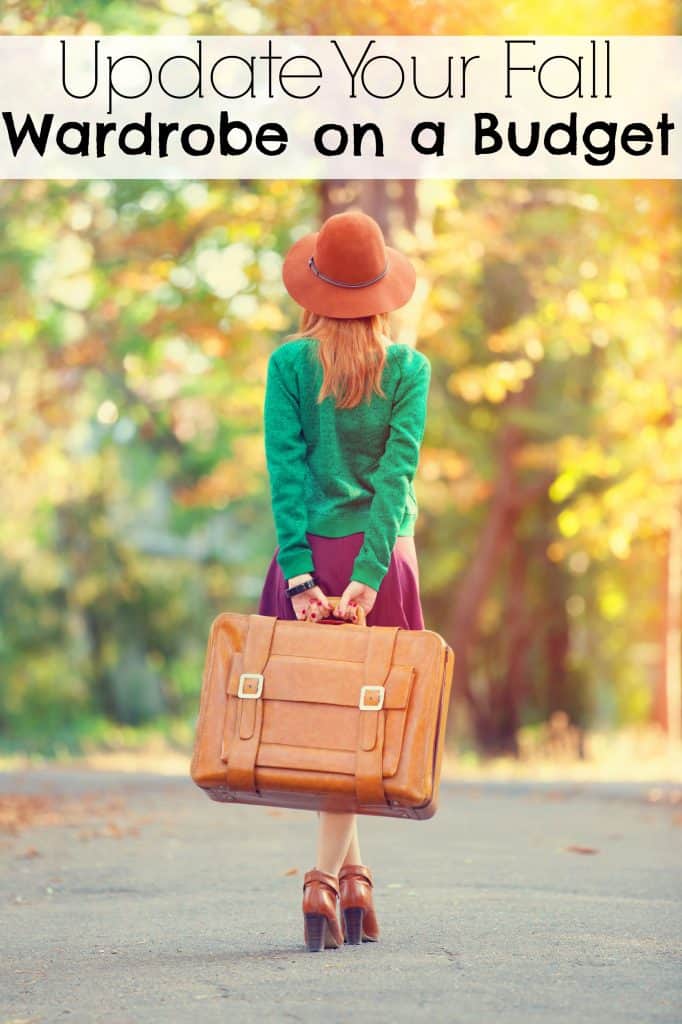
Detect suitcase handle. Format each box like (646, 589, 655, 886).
(318, 596, 367, 627)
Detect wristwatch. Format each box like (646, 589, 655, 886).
(285, 576, 317, 598)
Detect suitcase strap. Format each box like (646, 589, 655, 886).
(355, 627, 399, 806)
(226, 614, 277, 793)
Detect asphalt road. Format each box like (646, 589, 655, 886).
(1, 768, 681, 1024)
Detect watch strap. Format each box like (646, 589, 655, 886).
(285, 577, 317, 598)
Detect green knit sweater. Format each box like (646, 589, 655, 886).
(263, 337, 431, 591)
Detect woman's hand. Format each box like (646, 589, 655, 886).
(335, 580, 378, 622)
(288, 575, 332, 623)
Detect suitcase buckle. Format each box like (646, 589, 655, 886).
(359, 685, 385, 711)
(238, 673, 264, 698)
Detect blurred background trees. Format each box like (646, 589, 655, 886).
(0, 0, 680, 756)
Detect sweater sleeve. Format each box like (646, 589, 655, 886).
(264, 352, 315, 581)
(350, 353, 431, 591)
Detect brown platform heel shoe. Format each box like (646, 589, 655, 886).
(338, 864, 380, 944)
(302, 869, 344, 952)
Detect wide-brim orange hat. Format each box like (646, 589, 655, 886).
(282, 210, 416, 319)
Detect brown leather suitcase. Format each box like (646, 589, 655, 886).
(190, 604, 455, 819)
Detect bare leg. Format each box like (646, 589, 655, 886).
(315, 811, 358, 876)
(340, 817, 362, 867)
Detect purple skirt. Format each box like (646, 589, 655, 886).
(258, 532, 424, 630)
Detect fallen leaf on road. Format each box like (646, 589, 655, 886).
(283, 867, 299, 876)
(17, 846, 41, 859)
(0, 792, 147, 839)
(0, 795, 66, 834)
(564, 845, 599, 855)
(646, 788, 682, 805)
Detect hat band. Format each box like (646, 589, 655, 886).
(308, 255, 389, 289)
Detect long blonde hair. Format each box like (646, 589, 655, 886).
(288, 309, 391, 409)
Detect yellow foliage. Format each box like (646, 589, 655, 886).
(599, 587, 627, 619)
(549, 472, 577, 503)
(557, 509, 581, 538)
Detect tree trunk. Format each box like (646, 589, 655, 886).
(447, 377, 553, 751)
(500, 534, 532, 750)
(318, 180, 419, 242)
(448, 414, 523, 714)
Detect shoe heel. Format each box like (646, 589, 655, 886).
(304, 913, 327, 952)
(343, 906, 364, 945)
